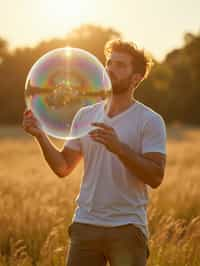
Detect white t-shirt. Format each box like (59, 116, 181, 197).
(64, 100, 167, 239)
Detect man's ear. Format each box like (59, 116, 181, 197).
(131, 73, 142, 87)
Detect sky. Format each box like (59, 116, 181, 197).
(0, 0, 199, 61)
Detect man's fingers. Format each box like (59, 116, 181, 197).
(23, 116, 39, 128)
(23, 110, 37, 121)
(24, 109, 32, 115)
(90, 131, 113, 144)
(23, 118, 38, 125)
(91, 135, 108, 146)
(24, 121, 38, 127)
(23, 109, 37, 120)
(91, 122, 113, 132)
(89, 129, 113, 138)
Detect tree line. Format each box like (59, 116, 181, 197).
(0, 24, 199, 125)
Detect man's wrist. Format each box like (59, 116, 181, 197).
(116, 142, 138, 161)
(115, 142, 128, 158)
(35, 131, 46, 142)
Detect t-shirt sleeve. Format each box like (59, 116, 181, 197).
(64, 110, 82, 152)
(141, 115, 167, 154)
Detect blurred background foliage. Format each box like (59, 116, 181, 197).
(0, 24, 200, 124)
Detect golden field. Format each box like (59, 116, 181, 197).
(0, 125, 200, 266)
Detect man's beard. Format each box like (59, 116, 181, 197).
(110, 74, 132, 95)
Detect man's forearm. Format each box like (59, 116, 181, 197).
(115, 143, 163, 188)
(35, 133, 68, 177)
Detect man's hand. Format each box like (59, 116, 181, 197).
(22, 109, 44, 138)
(89, 122, 166, 188)
(89, 122, 123, 154)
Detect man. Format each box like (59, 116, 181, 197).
(23, 39, 167, 266)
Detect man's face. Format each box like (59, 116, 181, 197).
(105, 51, 134, 95)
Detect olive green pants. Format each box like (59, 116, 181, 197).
(66, 222, 149, 266)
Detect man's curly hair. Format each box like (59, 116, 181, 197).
(104, 39, 153, 81)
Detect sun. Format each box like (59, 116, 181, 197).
(42, 0, 85, 33)
(46, 0, 82, 18)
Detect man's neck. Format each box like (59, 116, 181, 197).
(104, 92, 136, 117)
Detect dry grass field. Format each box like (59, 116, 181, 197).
(0, 125, 200, 265)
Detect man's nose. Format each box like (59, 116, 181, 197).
(107, 70, 116, 81)
(106, 62, 114, 72)
(106, 64, 115, 77)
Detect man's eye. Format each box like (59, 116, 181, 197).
(105, 60, 125, 68)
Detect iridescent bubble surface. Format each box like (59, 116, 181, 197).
(25, 47, 111, 139)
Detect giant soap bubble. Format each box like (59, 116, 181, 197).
(25, 47, 111, 139)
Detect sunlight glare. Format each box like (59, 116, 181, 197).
(43, 0, 84, 31)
